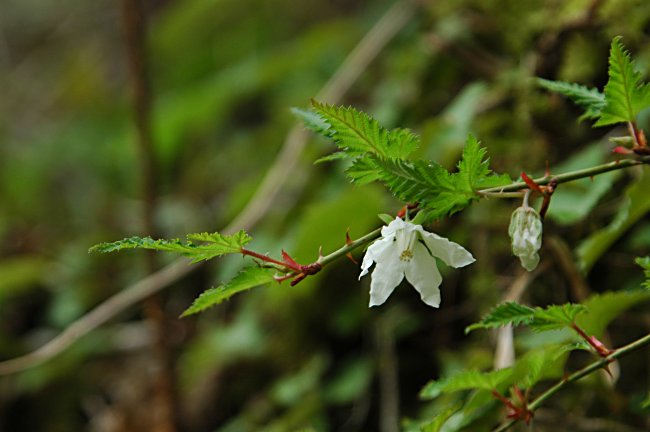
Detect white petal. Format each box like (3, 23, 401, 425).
(381, 217, 407, 237)
(405, 242, 443, 307)
(419, 228, 475, 268)
(368, 253, 405, 307)
(358, 235, 394, 279)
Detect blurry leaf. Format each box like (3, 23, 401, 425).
(271, 355, 328, 406)
(181, 266, 276, 316)
(378, 213, 395, 225)
(179, 303, 266, 390)
(417, 403, 462, 432)
(636, 256, 650, 289)
(323, 357, 373, 404)
(536, 78, 605, 121)
(291, 106, 331, 137)
(576, 290, 650, 338)
(545, 143, 621, 225)
(89, 230, 251, 263)
(424, 82, 489, 165)
(595, 37, 650, 126)
(512, 345, 566, 388)
(0, 256, 47, 300)
(642, 391, 650, 409)
(420, 368, 513, 400)
(578, 172, 650, 273)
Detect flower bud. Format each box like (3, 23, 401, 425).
(508, 206, 542, 271)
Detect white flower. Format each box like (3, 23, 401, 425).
(508, 206, 543, 271)
(359, 217, 475, 307)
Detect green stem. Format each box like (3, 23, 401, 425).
(318, 227, 382, 267)
(493, 331, 650, 432)
(478, 156, 650, 197)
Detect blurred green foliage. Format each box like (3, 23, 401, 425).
(1, 0, 650, 431)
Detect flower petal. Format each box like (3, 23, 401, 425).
(405, 242, 443, 307)
(359, 235, 395, 279)
(418, 228, 475, 268)
(368, 252, 405, 307)
(381, 217, 407, 237)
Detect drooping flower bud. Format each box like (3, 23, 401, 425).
(508, 205, 542, 271)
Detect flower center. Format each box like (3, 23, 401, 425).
(400, 249, 413, 262)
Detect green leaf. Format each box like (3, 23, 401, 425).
(636, 257, 650, 289)
(576, 290, 650, 337)
(89, 230, 251, 263)
(529, 304, 587, 332)
(419, 368, 513, 400)
(536, 78, 605, 120)
(181, 266, 276, 316)
(595, 37, 650, 126)
(466, 302, 586, 333)
(419, 403, 462, 432)
(291, 106, 330, 137)
(373, 136, 510, 222)
(309, 100, 419, 160)
(545, 143, 621, 226)
(578, 172, 650, 273)
(465, 302, 536, 333)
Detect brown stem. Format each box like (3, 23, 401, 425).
(120, 1, 178, 430)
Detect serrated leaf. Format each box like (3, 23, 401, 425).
(373, 135, 510, 222)
(345, 157, 382, 184)
(420, 369, 513, 400)
(181, 266, 276, 316)
(529, 304, 587, 332)
(465, 302, 536, 333)
(89, 230, 251, 263)
(595, 37, 650, 126)
(537, 78, 605, 120)
(291, 106, 331, 137)
(310, 100, 419, 159)
(467, 302, 586, 333)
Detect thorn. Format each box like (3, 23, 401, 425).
(397, 206, 408, 219)
(281, 250, 301, 271)
(290, 273, 307, 286)
(318, 246, 324, 259)
(345, 228, 353, 246)
(545, 160, 550, 178)
(274, 273, 294, 283)
(521, 171, 544, 194)
(346, 252, 358, 265)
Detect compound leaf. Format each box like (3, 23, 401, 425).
(181, 266, 276, 316)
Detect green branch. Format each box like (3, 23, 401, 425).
(318, 227, 382, 267)
(493, 331, 650, 432)
(478, 156, 649, 196)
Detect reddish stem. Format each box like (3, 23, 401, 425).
(571, 323, 613, 357)
(241, 248, 300, 271)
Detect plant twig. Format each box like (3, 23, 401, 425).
(492, 331, 650, 431)
(0, 0, 418, 376)
(478, 157, 649, 197)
